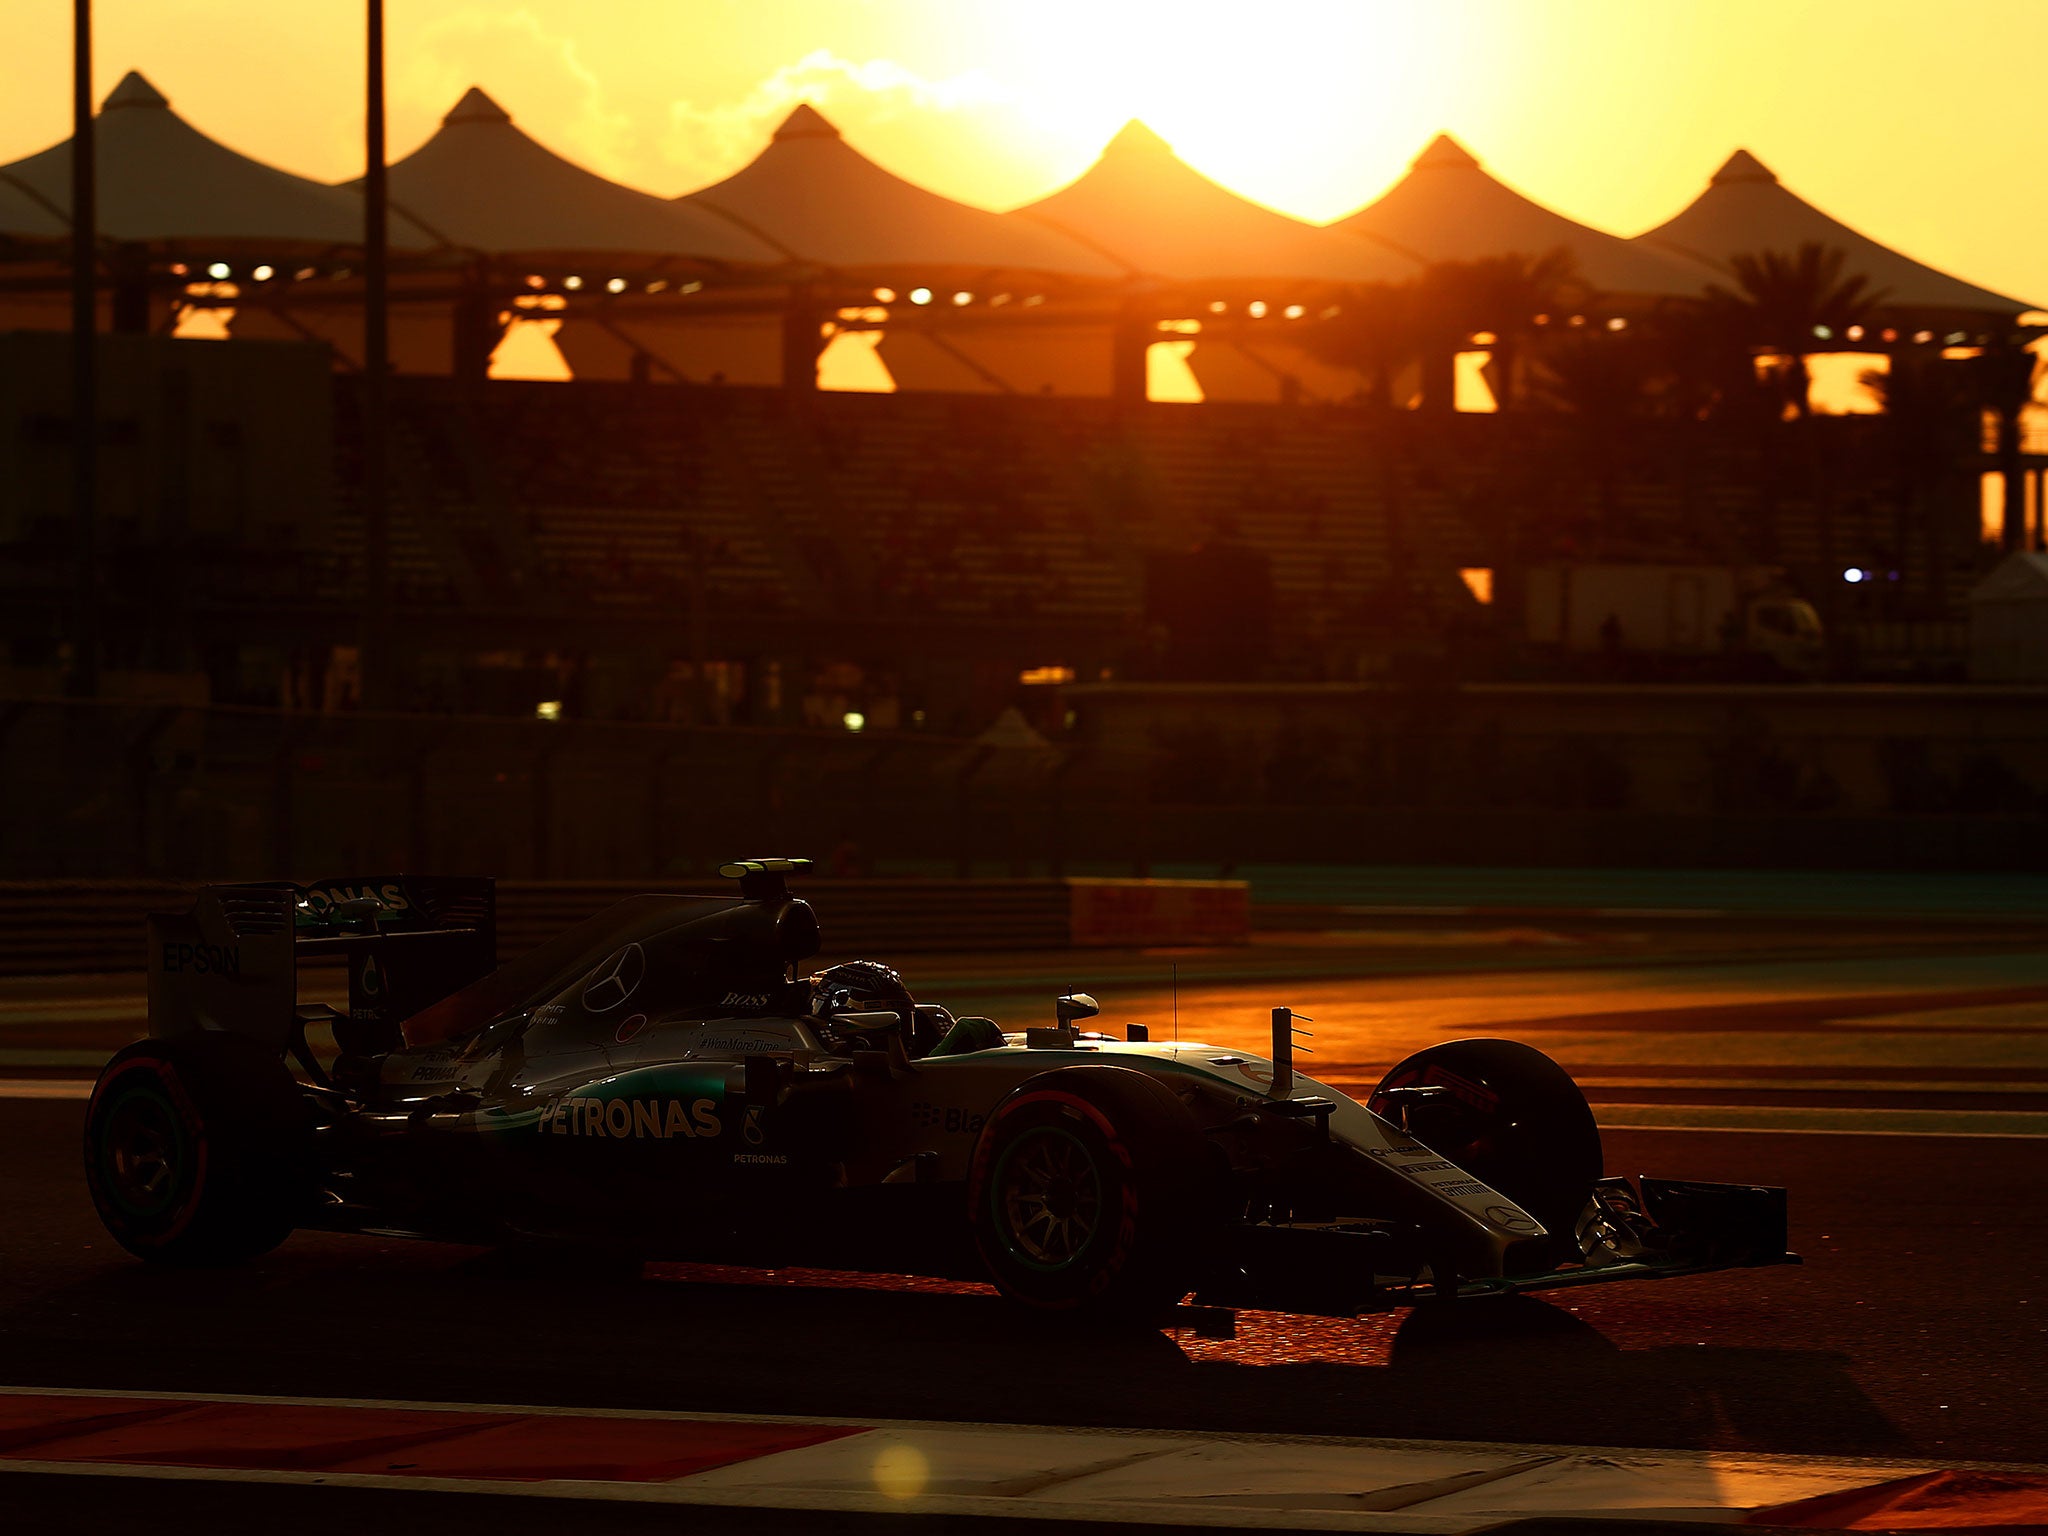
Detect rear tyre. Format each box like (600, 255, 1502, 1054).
(968, 1066, 1213, 1316)
(1368, 1038, 1602, 1256)
(83, 1034, 313, 1266)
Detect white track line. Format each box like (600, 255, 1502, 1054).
(0, 1384, 2039, 1532)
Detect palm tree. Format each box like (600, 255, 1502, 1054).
(1705, 242, 1888, 420)
(1429, 248, 1584, 412)
(1294, 280, 1424, 410)
(1635, 299, 1774, 423)
(1298, 250, 1583, 413)
(1532, 332, 1663, 420)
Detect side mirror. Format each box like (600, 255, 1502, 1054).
(333, 896, 384, 932)
(1055, 993, 1100, 1029)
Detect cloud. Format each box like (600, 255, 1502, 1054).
(396, 8, 638, 183)
(660, 49, 1011, 184)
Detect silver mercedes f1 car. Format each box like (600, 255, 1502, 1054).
(86, 859, 1794, 1320)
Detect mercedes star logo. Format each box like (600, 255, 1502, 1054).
(581, 943, 646, 1013)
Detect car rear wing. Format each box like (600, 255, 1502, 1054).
(147, 876, 495, 1053)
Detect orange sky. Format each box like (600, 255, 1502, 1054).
(4, 0, 2044, 309)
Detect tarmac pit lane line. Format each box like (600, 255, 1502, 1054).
(0, 1386, 2041, 1531)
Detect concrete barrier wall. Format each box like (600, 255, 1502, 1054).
(0, 876, 1251, 978)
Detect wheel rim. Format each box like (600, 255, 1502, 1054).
(101, 1086, 188, 1219)
(992, 1125, 1104, 1271)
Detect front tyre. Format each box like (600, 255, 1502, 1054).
(1369, 1038, 1602, 1259)
(83, 1035, 313, 1266)
(967, 1066, 1213, 1316)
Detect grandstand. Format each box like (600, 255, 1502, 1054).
(3, 76, 2040, 724)
(4, 305, 2010, 727)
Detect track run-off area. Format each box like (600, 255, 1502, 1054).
(2, 914, 2044, 1528)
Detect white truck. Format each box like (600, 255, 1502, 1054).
(1526, 564, 1824, 672)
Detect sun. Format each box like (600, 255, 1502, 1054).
(986, 0, 1444, 220)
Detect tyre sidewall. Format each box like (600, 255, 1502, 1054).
(968, 1068, 1208, 1314)
(1370, 1037, 1602, 1252)
(83, 1050, 212, 1251)
(84, 1035, 311, 1265)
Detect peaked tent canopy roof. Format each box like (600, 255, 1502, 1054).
(1642, 150, 2035, 319)
(1334, 133, 1715, 300)
(0, 70, 436, 251)
(1970, 551, 2048, 605)
(1021, 121, 1417, 288)
(0, 177, 66, 243)
(678, 104, 1122, 282)
(383, 88, 782, 266)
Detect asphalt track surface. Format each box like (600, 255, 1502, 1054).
(2, 920, 2045, 1527)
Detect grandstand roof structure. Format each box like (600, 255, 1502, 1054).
(1641, 149, 2036, 321)
(380, 88, 783, 269)
(0, 177, 66, 244)
(1020, 121, 1419, 289)
(1333, 133, 1715, 301)
(0, 71, 437, 252)
(677, 104, 1122, 284)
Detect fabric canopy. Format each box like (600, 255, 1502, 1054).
(1334, 134, 1714, 300)
(679, 104, 1120, 282)
(1019, 121, 1418, 288)
(0, 71, 435, 252)
(0, 177, 66, 243)
(383, 88, 781, 267)
(1641, 150, 2035, 319)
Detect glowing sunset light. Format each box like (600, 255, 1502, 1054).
(0, 1, 2040, 312)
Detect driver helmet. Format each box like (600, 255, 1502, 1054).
(810, 960, 915, 1023)
(810, 960, 953, 1054)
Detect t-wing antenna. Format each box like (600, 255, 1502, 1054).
(719, 857, 812, 903)
(1271, 1006, 1313, 1097)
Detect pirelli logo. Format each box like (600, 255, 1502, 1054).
(540, 1096, 722, 1140)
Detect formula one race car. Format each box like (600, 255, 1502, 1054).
(86, 861, 1795, 1319)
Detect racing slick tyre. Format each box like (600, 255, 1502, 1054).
(968, 1066, 1215, 1317)
(1368, 1039, 1602, 1262)
(83, 1034, 313, 1266)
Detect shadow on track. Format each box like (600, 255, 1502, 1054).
(1380, 1295, 1904, 1454)
(0, 1242, 1897, 1460)
(0, 1099, 1937, 1461)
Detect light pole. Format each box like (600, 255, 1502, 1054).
(68, 0, 98, 697)
(362, 0, 390, 706)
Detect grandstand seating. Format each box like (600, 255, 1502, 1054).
(306, 378, 1970, 678)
